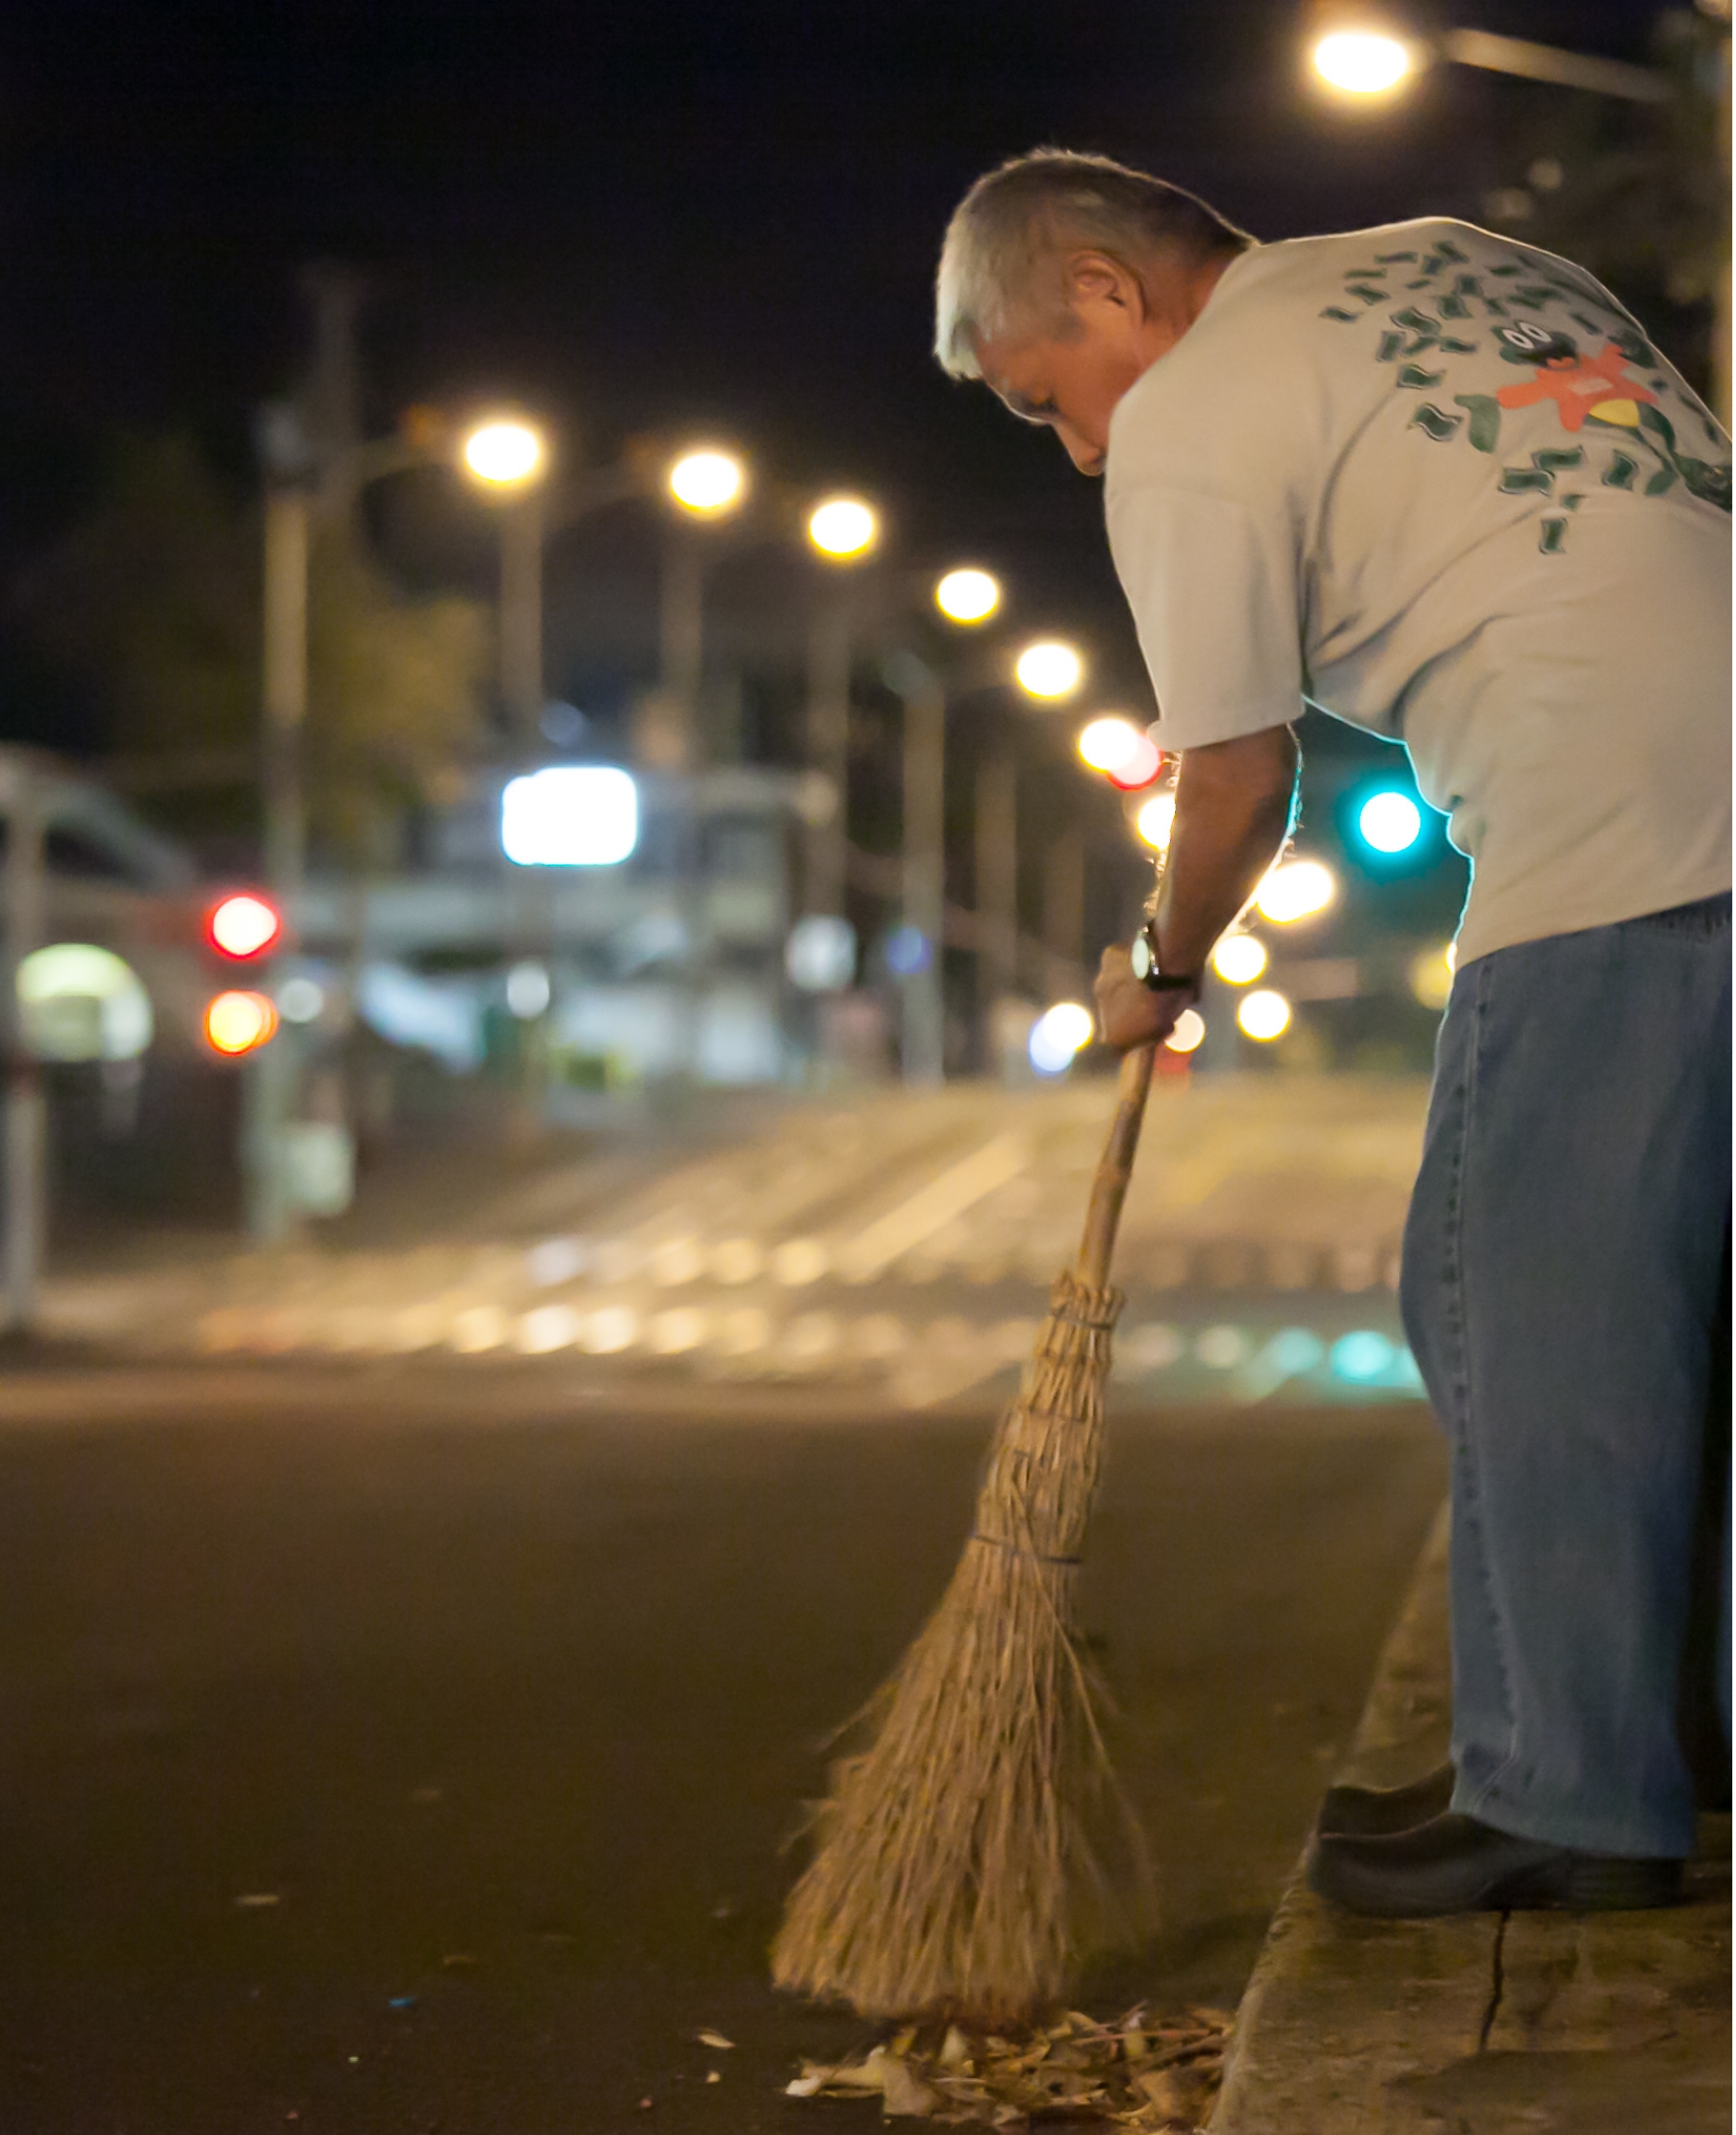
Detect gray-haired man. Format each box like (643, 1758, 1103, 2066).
(936, 149, 1731, 1916)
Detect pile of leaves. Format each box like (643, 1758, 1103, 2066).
(785, 2005, 1232, 2129)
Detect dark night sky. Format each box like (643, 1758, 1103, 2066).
(0, 0, 1681, 761)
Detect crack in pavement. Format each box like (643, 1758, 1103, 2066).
(1476, 1909, 1511, 2054)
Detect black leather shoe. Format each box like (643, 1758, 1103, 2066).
(1316, 1762, 1456, 1838)
(1307, 1812, 1684, 1917)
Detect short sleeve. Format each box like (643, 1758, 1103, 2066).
(1105, 481, 1305, 750)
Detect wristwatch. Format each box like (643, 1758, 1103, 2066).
(1129, 922, 1201, 996)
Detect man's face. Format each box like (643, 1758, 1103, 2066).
(972, 323, 1153, 476)
(971, 248, 1220, 476)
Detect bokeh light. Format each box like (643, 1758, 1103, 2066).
(1254, 859, 1337, 924)
(1014, 639, 1085, 700)
(934, 568, 1000, 623)
(1078, 716, 1144, 773)
(205, 990, 278, 1056)
(1029, 1000, 1094, 1074)
(463, 420, 544, 484)
(1331, 1329, 1398, 1381)
(1313, 29, 1414, 95)
(1211, 934, 1268, 986)
(1238, 989, 1292, 1042)
(1410, 941, 1456, 1010)
(208, 893, 281, 960)
(668, 449, 747, 514)
(1136, 791, 1177, 852)
(1164, 1007, 1205, 1055)
(1107, 733, 1163, 789)
(1357, 789, 1425, 855)
(807, 496, 878, 559)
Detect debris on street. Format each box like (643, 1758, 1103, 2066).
(785, 2005, 1232, 2128)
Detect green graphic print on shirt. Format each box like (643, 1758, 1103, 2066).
(1319, 237, 1732, 553)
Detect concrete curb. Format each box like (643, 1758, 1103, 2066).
(1211, 1503, 1732, 2134)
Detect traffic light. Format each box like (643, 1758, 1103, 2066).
(207, 891, 283, 959)
(204, 990, 278, 1056)
(203, 890, 283, 1055)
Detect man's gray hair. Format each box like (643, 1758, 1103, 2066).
(934, 149, 1254, 378)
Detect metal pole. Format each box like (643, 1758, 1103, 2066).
(899, 668, 947, 1087)
(804, 596, 851, 916)
(1, 761, 45, 1334)
(262, 485, 309, 905)
(975, 753, 1018, 1011)
(658, 524, 702, 774)
(1042, 820, 1085, 1006)
(252, 480, 311, 1248)
(499, 491, 545, 754)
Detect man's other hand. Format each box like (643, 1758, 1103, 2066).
(1094, 944, 1195, 1051)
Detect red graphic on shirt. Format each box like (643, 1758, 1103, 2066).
(1494, 342, 1656, 432)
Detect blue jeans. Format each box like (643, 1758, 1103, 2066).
(1401, 891, 1732, 1859)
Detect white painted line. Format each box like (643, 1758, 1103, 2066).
(838, 1133, 1028, 1283)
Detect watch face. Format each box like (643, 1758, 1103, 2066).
(1130, 932, 1154, 981)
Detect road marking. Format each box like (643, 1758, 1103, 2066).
(838, 1134, 1028, 1283)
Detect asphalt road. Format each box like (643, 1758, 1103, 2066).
(0, 1363, 1445, 2134)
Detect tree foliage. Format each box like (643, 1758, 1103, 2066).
(13, 432, 491, 862)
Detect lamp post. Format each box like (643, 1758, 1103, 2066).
(652, 448, 749, 774)
(0, 755, 44, 1334)
(460, 418, 549, 754)
(801, 495, 880, 923)
(883, 652, 949, 1088)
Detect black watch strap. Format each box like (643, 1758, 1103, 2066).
(1130, 924, 1201, 993)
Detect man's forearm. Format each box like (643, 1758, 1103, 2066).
(1092, 725, 1300, 1051)
(1151, 726, 1300, 973)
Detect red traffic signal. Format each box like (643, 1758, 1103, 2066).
(207, 892, 282, 960)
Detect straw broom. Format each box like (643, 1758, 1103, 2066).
(772, 1041, 1160, 2026)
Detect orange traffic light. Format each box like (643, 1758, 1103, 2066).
(207, 892, 282, 960)
(204, 990, 278, 1056)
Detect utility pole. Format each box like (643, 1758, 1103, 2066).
(1042, 819, 1085, 1006)
(655, 524, 703, 775)
(891, 656, 947, 1087)
(804, 596, 852, 916)
(499, 491, 545, 754)
(0, 757, 44, 1334)
(974, 752, 1018, 1014)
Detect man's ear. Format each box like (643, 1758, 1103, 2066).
(1064, 250, 1146, 321)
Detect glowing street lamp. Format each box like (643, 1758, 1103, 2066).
(1255, 859, 1338, 925)
(668, 448, 748, 515)
(1077, 715, 1144, 774)
(1015, 638, 1085, 701)
(1238, 989, 1294, 1042)
(1135, 790, 1177, 853)
(1164, 1007, 1206, 1055)
(462, 419, 545, 486)
(934, 567, 1001, 624)
(1312, 27, 1417, 95)
(807, 495, 879, 560)
(1211, 934, 1269, 986)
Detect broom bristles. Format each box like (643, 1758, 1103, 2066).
(771, 1270, 1153, 2024)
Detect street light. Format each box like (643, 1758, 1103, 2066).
(807, 496, 879, 560)
(1255, 859, 1338, 924)
(1307, 12, 1671, 104)
(1014, 638, 1085, 700)
(1312, 27, 1417, 95)
(668, 448, 748, 515)
(462, 419, 545, 486)
(934, 568, 1001, 624)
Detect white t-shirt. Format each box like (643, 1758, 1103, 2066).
(1105, 218, 1732, 965)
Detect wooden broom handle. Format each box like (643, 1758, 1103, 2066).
(1076, 1042, 1157, 1290)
